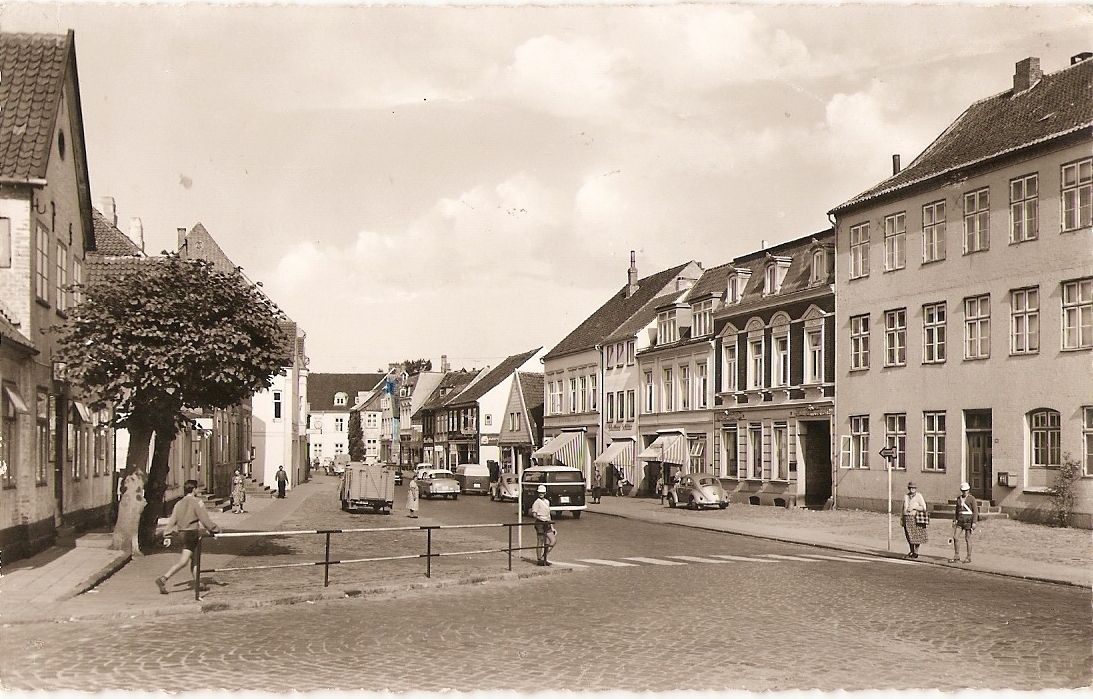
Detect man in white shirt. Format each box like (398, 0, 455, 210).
(530, 485, 554, 566)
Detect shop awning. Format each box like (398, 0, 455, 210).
(2, 385, 28, 414)
(72, 400, 92, 423)
(638, 433, 690, 466)
(532, 431, 585, 468)
(594, 439, 634, 469)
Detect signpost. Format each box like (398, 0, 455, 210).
(879, 446, 897, 550)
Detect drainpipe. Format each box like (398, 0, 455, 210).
(596, 344, 604, 484)
(827, 209, 839, 510)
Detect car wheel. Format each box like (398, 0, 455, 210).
(719, 502, 728, 510)
(572, 510, 581, 519)
(668, 495, 677, 508)
(688, 497, 698, 510)
(453, 494, 459, 500)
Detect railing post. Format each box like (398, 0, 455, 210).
(507, 524, 513, 571)
(324, 532, 332, 587)
(426, 527, 432, 578)
(194, 535, 203, 601)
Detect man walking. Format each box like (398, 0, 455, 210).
(275, 466, 288, 498)
(156, 479, 221, 595)
(530, 484, 554, 566)
(949, 481, 980, 563)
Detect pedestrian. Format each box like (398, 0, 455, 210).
(156, 479, 221, 595)
(613, 465, 626, 496)
(275, 466, 288, 498)
(901, 481, 929, 559)
(230, 469, 246, 514)
(949, 481, 980, 563)
(406, 473, 420, 518)
(591, 465, 603, 504)
(530, 484, 554, 566)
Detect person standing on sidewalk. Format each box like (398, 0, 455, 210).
(530, 484, 554, 566)
(156, 479, 221, 594)
(901, 481, 929, 559)
(949, 482, 980, 563)
(406, 474, 420, 518)
(231, 469, 246, 514)
(275, 466, 288, 498)
(591, 466, 603, 504)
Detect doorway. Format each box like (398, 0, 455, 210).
(965, 410, 993, 503)
(800, 420, 832, 509)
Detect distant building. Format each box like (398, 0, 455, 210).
(497, 371, 544, 474)
(307, 373, 385, 471)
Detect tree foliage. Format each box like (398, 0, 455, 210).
(401, 358, 432, 374)
(52, 253, 289, 551)
(347, 409, 365, 461)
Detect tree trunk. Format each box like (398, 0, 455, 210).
(110, 421, 153, 554)
(138, 429, 176, 551)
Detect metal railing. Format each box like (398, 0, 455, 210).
(191, 522, 540, 600)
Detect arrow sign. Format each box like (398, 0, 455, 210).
(879, 446, 897, 459)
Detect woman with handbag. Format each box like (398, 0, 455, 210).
(901, 481, 929, 559)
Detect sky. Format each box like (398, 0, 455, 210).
(1, 2, 1091, 373)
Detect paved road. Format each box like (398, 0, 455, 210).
(2, 482, 1088, 691)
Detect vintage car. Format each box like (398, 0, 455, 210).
(667, 472, 729, 510)
(454, 463, 492, 495)
(520, 465, 586, 518)
(489, 473, 521, 502)
(416, 468, 460, 499)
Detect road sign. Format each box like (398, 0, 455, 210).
(879, 446, 897, 459)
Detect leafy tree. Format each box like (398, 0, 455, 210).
(347, 409, 365, 461)
(52, 254, 288, 553)
(401, 358, 432, 374)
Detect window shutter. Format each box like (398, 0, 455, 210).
(839, 435, 852, 469)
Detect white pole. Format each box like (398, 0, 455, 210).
(517, 456, 524, 552)
(886, 457, 892, 552)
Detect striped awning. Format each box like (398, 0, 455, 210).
(532, 431, 584, 468)
(638, 433, 689, 466)
(594, 439, 634, 469)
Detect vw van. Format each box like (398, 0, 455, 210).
(521, 465, 586, 518)
(455, 463, 492, 495)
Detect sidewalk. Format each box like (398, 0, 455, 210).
(3, 483, 1089, 625)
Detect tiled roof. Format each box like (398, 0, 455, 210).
(91, 208, 143, 257)
(307, 373, 386, 411)
(544, 263, 693, 360)
(445, 347, 540, 406)
(687, 262, 734, 300)
(417, 369, 481, 412)
(833, 56, 1093, 214)
(725, 229, 835, 311)
(604, 289, 685, 345)
(517, 372, 544, 411)
(0, 32, 71, 181)
(85, 255, 157, 285)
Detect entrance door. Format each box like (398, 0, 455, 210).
(965, 410, 992, 502)
(800, 420, 832, 509)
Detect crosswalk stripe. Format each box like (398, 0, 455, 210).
(759, 554, 821, 562)
(550, 561, 589, 568)
(578, 558, 639, 567)
(621, 557, 687, 566)
(667, 555, 733, 564)
(800, 554, 873, 562)
(709, 554, 776, 563)
(839, 554, 918, 565)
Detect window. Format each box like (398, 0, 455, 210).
(366, 412, 378, 428)
(810, 249, 828, 284)
(696, 362, 708, 409)
(1, 386, 17, 488)
(0, 218, 10, 268)
(508, 411, 521, 432)
(273, 391, 282, 420)
(964, 295, 990, 359)
(644, 371, 654, 413)
(772, 336, 789, 387)
(679, 366, 690, 410)
(884, 212, 906, 270)
(723, 342, 738, 392)
(772, 423, 788, 481)
(626, 341, 635, 365)
(1083, 407, 1093, 477)
(1010, 173, 1039, 242)
(922, 302, 947, 364)
(569, 378, 577, 413)
(590, 374, 598, 410)
(692, 300, 713, 337)
(1030, 409, 1061, 469)
(35, 223, 49, 301)
(923, 412, 946, 472)
(605, 392, 615, 423)
(849, 222, 869, 279)
(923, 200, 946, 263)
(748, 423, 763, 479)
(657, 310, 678, 345)
(764, 259, 790, 295)
(606, 345, 615, 367)
(663, 368, 674, 411)
(1010, 288, 1040, 355)
(615, 343, 624, 368)
(884, 414, 907, 470)
(748, 338, 764, 389)
(884, 309, 907, 367)
(850, 314, 870, 370)
(850, 416, 869, 469)
(580, 376, 588, 412)
(616, 391, 625, 421)
(36, 390, 49, 484)
(334, 392, 347, 407)
(722, 427, 739, 478)
(806, 329, 823, 384)
(626, 390, 635, 420)
(963, 188, 990, 253)
(1062, 278, 1093, 350)
(1061, 158, 1092, 231)
(334, 418, 344, 432)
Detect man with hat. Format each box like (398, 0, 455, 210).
(530, 484, 554, 566)
(950, 481, 980, 563)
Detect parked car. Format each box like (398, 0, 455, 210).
(454, 463, 492, 495)
(394, 468, 404, 486)
(521, 465, 586, 518)
(331, 454, 350, 475)
(416, 468, 460, 499)
(490, 473, 520, 502)
(667, 472, 728, 510)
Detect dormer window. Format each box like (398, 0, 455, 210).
(727, 269, 752, 304)
(657, 310, 678, 345)
(810, 249, 826, 284)
(334, 392, 348, 407)
(763, 255, 792, 296)
(692, 299, 714, 337)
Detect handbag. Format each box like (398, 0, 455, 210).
(914, 510, 930, 527)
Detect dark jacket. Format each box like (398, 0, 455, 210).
(954, 493, 980, 526)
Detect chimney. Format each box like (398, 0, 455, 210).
(1013, 57, 1042, 93)
(99, 196, 117, 225)
(128, 217, 144, 252)
(177, 227, 188, 255)
(625, 251, 639, 298)
(761, 240, 768, 250)
(440, 355, 450, 373)
(892, 154, 901, 175)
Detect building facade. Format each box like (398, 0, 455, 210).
(306, 373, 384, 475)
(830, 54, 1093, 527)
(497, 371, 544, 475)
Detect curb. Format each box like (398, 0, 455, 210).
(55, 552, 131, 603)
